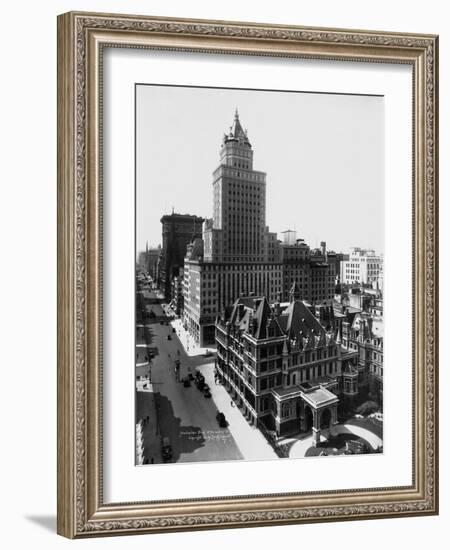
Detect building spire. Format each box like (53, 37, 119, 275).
(336, 325, 342, 345)
(230, 108, 247, 142)
(289, 281, 301, 303)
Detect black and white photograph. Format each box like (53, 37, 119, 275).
(135, 84, 384, 466)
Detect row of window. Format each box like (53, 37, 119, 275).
(221, 170, 264, 181)
(232, 161, 250, 169)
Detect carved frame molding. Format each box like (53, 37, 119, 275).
(57, 12, 438, 538)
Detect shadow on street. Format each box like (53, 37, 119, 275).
(157, 393, 206, 461)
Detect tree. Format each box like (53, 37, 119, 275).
(356, 400, 378, 416)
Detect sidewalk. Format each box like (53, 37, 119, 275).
(198, 364, 278, 461)
(287, 422, 383, 458)
(333, 423, 382, 450)
(171, 318, 217, 358)
(289, 434, 327, 458)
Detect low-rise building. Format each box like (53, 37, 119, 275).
(333, 283, 384, 406)
(341, 310, 384, 405)
(215, 288, 359, 444)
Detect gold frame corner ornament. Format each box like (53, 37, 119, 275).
(57, 11, 439, 539)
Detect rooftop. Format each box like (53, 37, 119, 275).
(302, 386, 339, 408)
(223, 109, 251, 147)
(221, 295, 335, 350)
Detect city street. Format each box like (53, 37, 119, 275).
(136, 286, 244, 464)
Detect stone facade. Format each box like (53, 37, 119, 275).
(203, 109, 269, 264)
(215, 290, 359, 440)
(183, 112, 283, 345)
(279, 234, 335, 304)
(170, 268, 184, 315)
(339, 290, 384, 405)
(182, 112, 340, 346)
(158, 213, 204, 300)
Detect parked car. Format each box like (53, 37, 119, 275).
(195, 379, 205, 391)
(161, 437, 173, 462)
(167, 334, 171, 340)
(204, 350, 213, 357)
(216, 412, 227, 428)
(194, 371, 205, 391)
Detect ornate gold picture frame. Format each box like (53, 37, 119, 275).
(57, 11, 438, 538)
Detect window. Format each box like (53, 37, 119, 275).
(260, 397, 269, 412)
(281, 402, 292, 418)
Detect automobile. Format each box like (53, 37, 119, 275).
(183, 377, 191, 387)
(161, 437, 173, 462)
(194, 371, 205, 390)
(167, 334, 171, 340)
(203, 384, 211, 398)
(172, 328, 176, 333)
(216, 412, 227, 428)
(204, 350, 213, 357)
(195, 379, 205, 391)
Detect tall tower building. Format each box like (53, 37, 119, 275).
(204, 110, 268, 263)
(183, 110, 283, 346)
(182, 110, 337, 346)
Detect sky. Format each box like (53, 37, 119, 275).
(136, 84, 384, 255)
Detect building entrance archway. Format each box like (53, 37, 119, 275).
(304, 405, 313, 432)
(320, 407, 332, 430)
